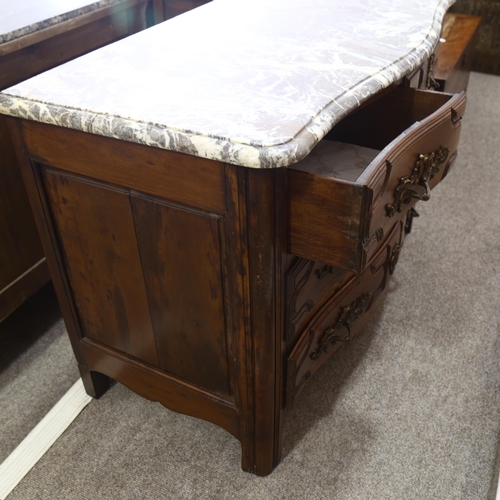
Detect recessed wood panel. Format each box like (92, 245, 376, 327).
(132, 195, 230, 397)
(41, 168, 160, 367)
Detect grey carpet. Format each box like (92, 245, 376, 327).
(0, 284, 79, 463)
(3, 72, 500, 499)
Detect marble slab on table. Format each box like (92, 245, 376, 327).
(0, 0, 455, 169)
(0, 0, 125, 45)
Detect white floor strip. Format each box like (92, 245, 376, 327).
(0, 378, 92, 499)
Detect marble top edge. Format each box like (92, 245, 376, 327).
(0, 0, 456, 169)
(0, 0, 126, 45)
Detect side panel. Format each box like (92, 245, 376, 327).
(10, 116, 288, 474)
(40, 162, 233, 400)
(132, 195, 230, 397)
(41, 167, 160, 368)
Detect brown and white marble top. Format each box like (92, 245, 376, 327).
(0, 0, 455, 169)
(0, 0, 125, 45)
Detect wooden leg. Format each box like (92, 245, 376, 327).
(240, 413, 284, 476)
(78, 364, 110, 399)
(237, 168, 286, 476)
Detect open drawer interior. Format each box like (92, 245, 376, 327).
(292, 87, 456, 185)
(287, 87, 466, 272)
(325, 87, 455, 152)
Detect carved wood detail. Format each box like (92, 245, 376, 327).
(310, 292, 372, 361)
(287, 221, 404, 405)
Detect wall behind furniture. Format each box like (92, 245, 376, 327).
(450, 0, 500, 75)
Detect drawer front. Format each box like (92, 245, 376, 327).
(286, 220, 404, 405)
(362, 92, 466, 266)
(288, 88, 466, 273)
(286, 258, 353, 343)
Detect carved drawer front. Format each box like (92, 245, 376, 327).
(286, 258, 353, 343)
(288, 87, 466, 273)
(286, 220, 404, 406)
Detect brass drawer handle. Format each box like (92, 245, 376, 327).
(386, 146, 449, 217)
(451, 109, 462, 126)
(310, 292, 371, 361)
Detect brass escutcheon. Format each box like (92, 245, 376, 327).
(386, 145, 449, 217)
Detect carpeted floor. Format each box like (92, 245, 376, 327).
(2, 72, 500, 499)
(0, 284, 78, 464)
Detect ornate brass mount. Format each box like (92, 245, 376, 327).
(389, 243, 402, 275)
(405, 207, 419, 234)
(315, 265, 334, 280)
(386, 146, 449, 218)
(310, 292, 371, 361)
(426, 53, 441, 90)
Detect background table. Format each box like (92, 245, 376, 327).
(0, 0, 151, 321)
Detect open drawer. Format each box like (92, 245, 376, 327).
(287, 87, 467, 273)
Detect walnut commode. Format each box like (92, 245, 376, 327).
(0, 0, 466, 476)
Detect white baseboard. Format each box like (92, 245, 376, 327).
(0, 379, 92, 499)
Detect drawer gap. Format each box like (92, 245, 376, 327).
(325, 87, 453, 151)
